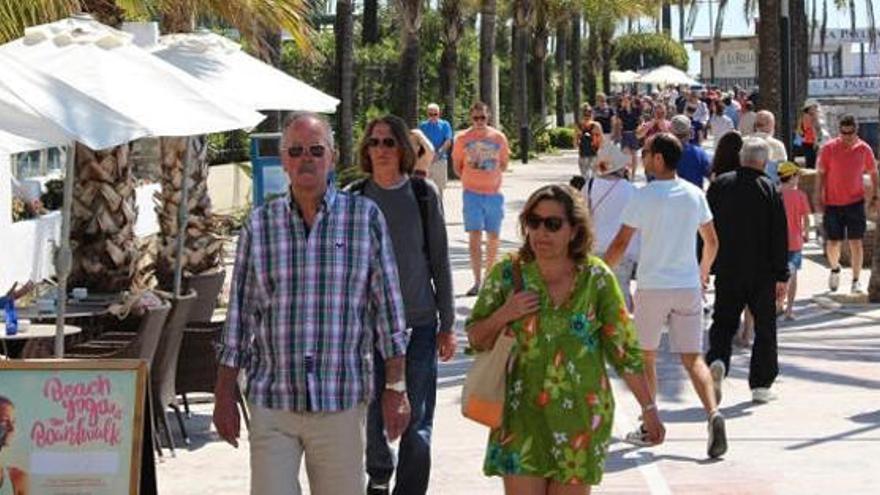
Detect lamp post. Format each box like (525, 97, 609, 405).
(780, 0, 793, 155)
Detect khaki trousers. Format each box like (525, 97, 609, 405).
(249, 402, 367, 495)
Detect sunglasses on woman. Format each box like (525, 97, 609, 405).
(287, 144, 327, 158)
(525, 214, 566, 232)
(368, 137, 398, 148)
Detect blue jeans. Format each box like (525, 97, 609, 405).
(366, 321, 438, 494)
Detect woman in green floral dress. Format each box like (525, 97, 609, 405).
(466, 185, 664, 494)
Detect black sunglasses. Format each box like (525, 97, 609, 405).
(368, 137, 397, 148)
(472, 115, 488, 121)
(287, 144, 327, 158)
(840, 128, 856, 136)
(525, 214, 565, 233)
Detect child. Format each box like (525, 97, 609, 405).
(778, 161, 812, 320)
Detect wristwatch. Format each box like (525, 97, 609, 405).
(385, 380, 406, 393)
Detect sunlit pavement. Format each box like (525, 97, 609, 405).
(158, 151, 879, 494)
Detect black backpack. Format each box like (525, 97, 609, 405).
(346, 177, 432, 261)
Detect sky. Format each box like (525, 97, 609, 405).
(637, 0, 880, 75)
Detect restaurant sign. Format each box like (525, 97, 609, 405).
(0, 359, 149, 495)
(809, 77, 880, 96)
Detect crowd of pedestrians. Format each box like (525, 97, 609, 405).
(212, 81, 877, 494)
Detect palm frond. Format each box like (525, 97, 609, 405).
(742, 0, 756, 26)
(866, 0, 877, 49)
(821, 0, 828, 54)
(849, 0, 856, 32)
(0, 0, 78, 43)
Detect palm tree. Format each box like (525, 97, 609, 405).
(335, 0, 355, 170)
(554, 19, 568, 126)
(531, 0, 549, 124)
(570, 14, 582, 118)
(440, 0, 466, 128)
(363, 0, 380, 44)
(394, 0, 424, 126)
(479, 0, 497, 113)
(513, 0, 532, 154)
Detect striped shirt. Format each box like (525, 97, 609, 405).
(218, 185, 408, 412)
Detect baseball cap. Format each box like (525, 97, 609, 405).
(777, 161, 801, 179)
(670, 115, 692, 136)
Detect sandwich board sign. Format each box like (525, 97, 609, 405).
(0, 359, 152, 494)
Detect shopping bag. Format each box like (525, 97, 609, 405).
(461, 257, 529, 428)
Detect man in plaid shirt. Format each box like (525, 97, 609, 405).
(213, 112, 410, 495)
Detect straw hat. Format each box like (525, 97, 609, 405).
(409, 128, 435, 174)
(593, 143, 629, 176)
(777, 161, 801, 179)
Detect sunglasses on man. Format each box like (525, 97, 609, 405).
(839, 127, 856, 136)
(472, 115, 488, 122)
(286, 144, 327, 158)
(525, 214, 566, 233)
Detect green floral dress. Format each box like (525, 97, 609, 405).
(466, 254, 644, 485)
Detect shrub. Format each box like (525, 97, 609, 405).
(548, 127, 576, 149)
(613, 33, 689, 72)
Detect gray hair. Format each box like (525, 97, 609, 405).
(740, 137, 770, 166)
(426, 103, 440, 112)
(280, 112, 335, 152)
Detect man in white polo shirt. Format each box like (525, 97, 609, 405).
(605, 132, 727, 459)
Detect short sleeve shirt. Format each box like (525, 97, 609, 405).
(782, 188, 811, 251)
(419, 119, 453, 157)
(621, 179, 713, 289)
(819, 137, 877, 206)
(452, 126, 510, 195)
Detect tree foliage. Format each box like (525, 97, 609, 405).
(613, 32, 688, 72)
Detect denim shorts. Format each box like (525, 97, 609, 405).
(788, 251, 803, 272)
(462, 190, 504, 234)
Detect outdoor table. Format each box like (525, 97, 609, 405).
(0, 323, 82, 358)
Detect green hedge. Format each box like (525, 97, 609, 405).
(613, 33, 688, 72)
(548, 127, 576, 149)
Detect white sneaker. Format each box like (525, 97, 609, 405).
(623, 424, 653, 447)
(751, 387, 777, 404)
(709, 360, 725, 406)
(829, 269, 840, 292)
(851, 280, 865, 294)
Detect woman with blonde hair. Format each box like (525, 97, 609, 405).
(467, 184, 663, 494)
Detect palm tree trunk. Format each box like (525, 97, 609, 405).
(335, 0, 355, 169)
(662, 2, 672, 36)
(571, 15, 582, 117)
(80, 0, 125, 27)
(155, 137, 224, 290)
(480, 0, 497, 111)
(394, 0, 422, 127)
(440, 0, 463, 128)
(70, 143, 142, 292)
(871, 97, 880, 301)
(586, 22, 598, 104)
(791, 0, 809, 107)
(758, 0, 782, 130)
(514, 0, 531, 154)
(532, 10, 549, 125)
(599, 23, 613, 95)
(555, 21, 568, 127)
(362, 0, 380, 45)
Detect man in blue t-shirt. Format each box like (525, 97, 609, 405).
(419, 103, 453, 197)
(671, 115, 711, 189)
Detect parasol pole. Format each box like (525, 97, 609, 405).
(54, 141, 76, 357)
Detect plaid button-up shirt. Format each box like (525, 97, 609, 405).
(218, 185, 408, 412)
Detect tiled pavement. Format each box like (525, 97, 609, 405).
(157, 151, 879, 494)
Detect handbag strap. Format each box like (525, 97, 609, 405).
(511, 255, 524, 293)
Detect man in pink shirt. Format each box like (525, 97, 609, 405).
(452, 102, 510, 296)
(815, 115, 879, 293)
